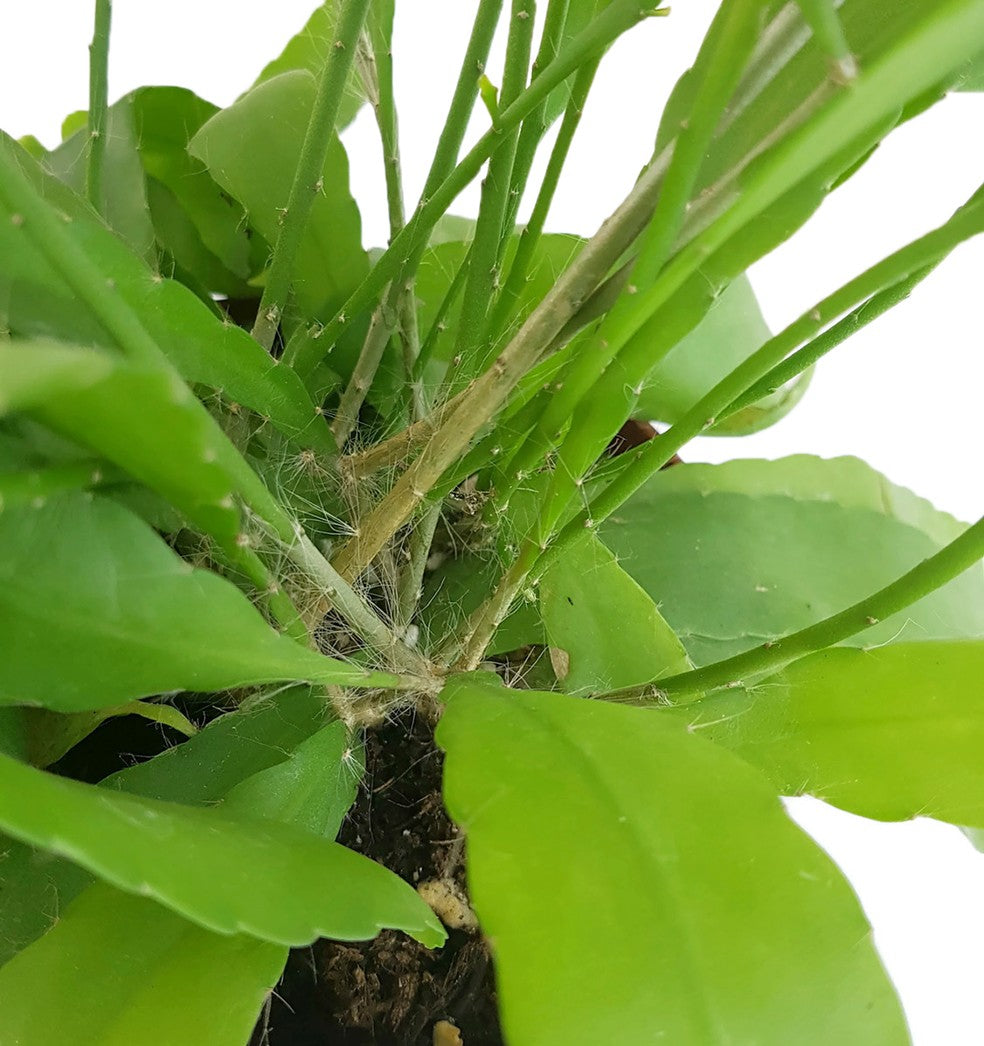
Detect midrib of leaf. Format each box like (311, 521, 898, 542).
(509, 697, 727, 1043)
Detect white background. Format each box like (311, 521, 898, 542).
(3, 2, 984, 1041)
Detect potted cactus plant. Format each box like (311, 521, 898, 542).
(1, 1, 984, 1042)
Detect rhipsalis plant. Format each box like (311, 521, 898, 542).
(2, 1, 984, 1042)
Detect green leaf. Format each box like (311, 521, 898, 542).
(146, 176, 252, 300)
(18, 702, 196, 770)
(49, 88, 256, 288)
(0, 884, 287, 1046)
(600, 456, 984, 666)
(0, 693, 360, 1041)
(0, 491, 398, 711)
(0, 841, 93, 967)
(438, 675, 907, 1045)
(45, 96, 156, 261)
(0, 687, 330, 965)
(0, 135, 333, 454)
(223, 718, 362, 837)
(251, 1, 378, 129)
(189, 71, 368, 317)
(101, 686, 331, 803)
(0, 749, 445, 948)
(686, 640, 984, 827)
(0, 339, 274, 542)
(540, 533, 691, 693)
(0, 709, 28, 760)
(957, 53, 984, 90)
(633, 273, 806, 435)
(130, 86, 255, 281)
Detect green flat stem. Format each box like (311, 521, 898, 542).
(612, 514, 984, 703)
(0, 461, 121, 507)
(0, 146, 165, 370)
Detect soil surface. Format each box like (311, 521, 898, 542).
(250, 710, 503, 1046)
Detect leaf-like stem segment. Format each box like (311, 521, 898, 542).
(610, 514, 984, 703)
(251, 0, 372, 352)
(0, 144, 165, 370)
(86, 0, 112, 213)
(0, 461, 122, 507)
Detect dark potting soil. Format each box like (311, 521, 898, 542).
(250, 709, 503, 1046)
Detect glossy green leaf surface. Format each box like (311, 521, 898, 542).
(632, 273, 803, 435)
(540, 533, 690, 693)
(0, 340, 271, 541)
(0, 135, 333, 453)
(251, 0, 384, 128)
(45, 95, 156, 260)
(0, 841, 93, 968)
(0, 710, 27, 760)
(600, 456, 984, 665)
(47, 87, 255, 289)
(438, 675, 907, 1045)
(0, 687, 332, 965)
(189, 71, 368, 316)
(686, 640, 984, 826)
(130, 86, 255, 282)
(0, 692, 363, 1041)
(223, 718, 362, 837)
(0, 139, 330, 453)
(102, 687, 331, 802)
(0, 492, 396, 711)
(0, 884, 287, 1046)
(958, 55, 984, 90)
(0, 749, 445, 948)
